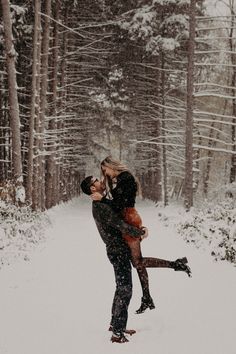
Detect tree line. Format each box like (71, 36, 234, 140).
(0, 0, 235, 211)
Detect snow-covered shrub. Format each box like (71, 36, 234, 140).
(157, 193, 236, 266)
(208, 182, 236, 201)
(177, 200, 236, 263)
(0, 201, 50, 268)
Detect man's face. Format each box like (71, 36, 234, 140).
(90, 177, 104, 194)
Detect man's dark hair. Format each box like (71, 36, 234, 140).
(80, 176, 93, 195)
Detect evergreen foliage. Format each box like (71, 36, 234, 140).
(0, 0, 235, 209)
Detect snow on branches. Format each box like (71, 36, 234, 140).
(118, 0, 191, 55)
(89, 66, 129, 111)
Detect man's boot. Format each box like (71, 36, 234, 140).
(109, 326, 136, 336)
(110, 331, 129, 343)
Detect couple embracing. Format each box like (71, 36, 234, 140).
(80, 156, 191, 344)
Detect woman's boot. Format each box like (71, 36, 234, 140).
(136, 296, 155, 314)
(172, 257, 192, 277)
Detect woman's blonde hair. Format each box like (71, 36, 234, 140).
(100, 155, 142, 197)
(101, 155, 129, 172)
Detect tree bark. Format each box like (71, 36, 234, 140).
(184, 0, 196, 210)
(45, 0, 60, 209)
(151, 57, 162, 203)
(160, 51, 168, 206)
(1, 0, 23, 182)
(32, 4, 42, 211)
(26, 0, 41, 205)
(0, 72, 5, 182)
(57, 5, 68, 203)
(38, 0, 52, 210)
(229, 6, 236, 183)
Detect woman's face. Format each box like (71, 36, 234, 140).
(101, 165, 116, 178)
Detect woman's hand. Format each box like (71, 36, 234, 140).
(140, 226, 148, 240)
(91, 192, 103, 201)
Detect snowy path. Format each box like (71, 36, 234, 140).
(0, 198, 235, 354)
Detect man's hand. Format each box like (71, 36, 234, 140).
(140, 226, 148, 240)
(91, 192, 103, 201)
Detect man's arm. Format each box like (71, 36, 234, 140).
(93, 202, 145, 238)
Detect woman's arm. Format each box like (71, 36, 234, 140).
(93, 202, 145, 238)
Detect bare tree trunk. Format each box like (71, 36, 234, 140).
(203, 104, 226, 196)
(152, 57, 162, 202)
(202, 121, 215, 196)
(160, 51, 168, 206)
(184, 0, 196, 210)
(229, 5, 236, 182)
(45, 1, 60, 209)
(57, 5, 68, 204)
(26, 0, 41, 205)
(38, 0, 52, 210)
(32, 5, 42, 211)
(1, 0, 23, 183)
(194, 132, 201, 193)
(154, 119, 162, 202)
(0, 72, 5, 182)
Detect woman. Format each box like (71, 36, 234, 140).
(92, 156, 191, 314)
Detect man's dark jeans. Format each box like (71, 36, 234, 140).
(107, 251, 132, 334)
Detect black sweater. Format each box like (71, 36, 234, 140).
(102, 171, 137, 213)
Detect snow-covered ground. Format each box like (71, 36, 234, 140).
(0, 198, 235, 354)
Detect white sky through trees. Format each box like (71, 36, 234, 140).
(206, 0, 230, 16)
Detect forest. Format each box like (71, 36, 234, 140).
(1, 4, 236, 352)
(1, 0, 236, 211)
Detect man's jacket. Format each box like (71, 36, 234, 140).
(92, 201, 144, 254)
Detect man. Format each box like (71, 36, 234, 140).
(80, 176, 147, 343)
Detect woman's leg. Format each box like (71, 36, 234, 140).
(123, 208, 191, 313)
(128, 239, 155, 313)
(128, 239, 151, 299)
(128, 241, 180, 293)
(132, 248, 190, 272)
(123, 208, 155, 309)
(123, 208, 191, 279)
(141, 257, 173, 268)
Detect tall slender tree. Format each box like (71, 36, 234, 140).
(184, 0, 196, 210)
(45, 0, 60, 209)
(26, 0, 42, 205)
(1, 0, 24, 200)
(228, 0, 236, 183)
(38, 0, 52, 210)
